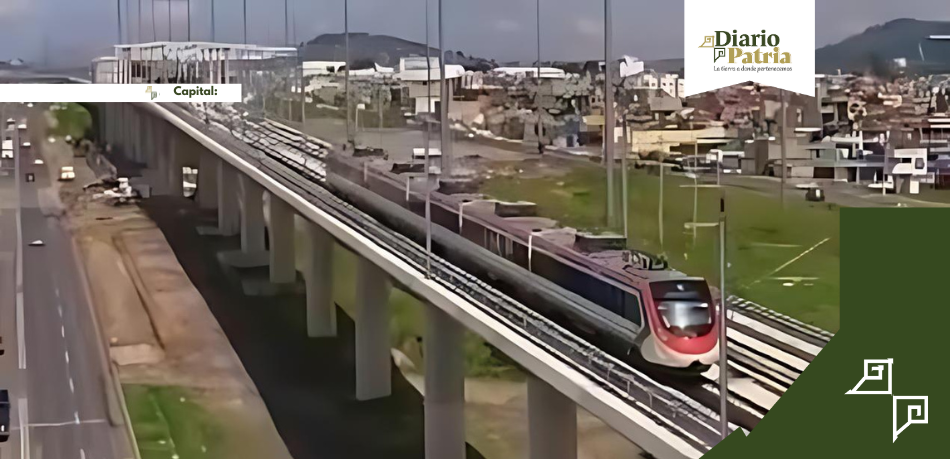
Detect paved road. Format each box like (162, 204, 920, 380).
(0, 104, 130, 459)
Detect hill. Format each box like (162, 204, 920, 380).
(299, 33, 496, 71)
(815, 18, 950, 75)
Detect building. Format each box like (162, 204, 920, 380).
(92, 41, 297, 84)
(396, 56, 465, 114)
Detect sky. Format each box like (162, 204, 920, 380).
(0, 0, 948, 67)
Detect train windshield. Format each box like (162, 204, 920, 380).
(650, 280, 714, 338)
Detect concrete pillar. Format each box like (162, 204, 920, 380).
(355, 258, 392, 400)
(197, 151, 219, 209)
(424, 306, 466, 459)
(527, 376, 577, 459)
(304, 221, 335, 337)
(217, 161, 240, 235)
(133, 109, 142, 162)
(267, 194, 296, 284)
(240, 174, 266, 253)
(167, 134, 184, 197)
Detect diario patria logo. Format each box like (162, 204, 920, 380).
(684, 0, 814, 97)
(698, 30, 792, 66)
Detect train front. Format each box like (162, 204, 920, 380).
(639, 278, 720, 370)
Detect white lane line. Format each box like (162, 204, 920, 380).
(25, 419, 108, 428)
(73, 412, 80, 425)
(64, 350, 69, 364)
(16, 290, 25, 369)
(69, 378, 75, 393)
(18, 398, 30, 459)
(60, 325, 65, 338)
(15, 166, 25, 370)
(80, 449, 85, 459)
(745, 237, 831, 288)
(57, 305, 63, 317)
(54, 287, 59, 298)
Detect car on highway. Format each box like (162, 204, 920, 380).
(0, 389, 10, 443)
(59, 166, 76, 181)
(17, 123, 26, 130)
(1, 139, 12, 159)
(21, 141, 30, 148)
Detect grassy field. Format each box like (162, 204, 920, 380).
(482, 163, 841, 332)
(47, 103, 92, 139)
(124, 385, 225, 459)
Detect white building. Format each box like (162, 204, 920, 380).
(396, 56, 465, 114)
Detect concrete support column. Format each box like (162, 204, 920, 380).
(134, 109, 143, 163)
(354, 258, 392, 400)
(527, 376, 577, 459)
(424, 306, 466, 459)
(197, 150, 219, 209)
(167, 134, 184, 197)
(217, 161, 240, 235)
(239, 174, 266, 253)
(267, 194, 296, 284)
(304, 221, 335, 337)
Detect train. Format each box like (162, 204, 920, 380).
(324, 153, 720, 372)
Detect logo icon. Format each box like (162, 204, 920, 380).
(845, 359, 928, 442)
(699, 36, 714, 48)
(714, 48, 727, 63)
(145, 85, 158, 100)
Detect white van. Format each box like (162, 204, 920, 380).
(1, 139, 12, 159)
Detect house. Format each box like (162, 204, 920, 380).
(396, 56, 465, 114)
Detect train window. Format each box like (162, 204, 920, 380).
(623, 292, 642, 326)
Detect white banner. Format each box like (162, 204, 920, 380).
(0, 84, 242, 103)
(684, 0, 815, 97)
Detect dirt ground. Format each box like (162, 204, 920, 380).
(44, 127, 292, 459)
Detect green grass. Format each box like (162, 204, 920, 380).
(482, 163, 841, 332)
(124, 385, 225, 459)
(47, 103, 92, 139)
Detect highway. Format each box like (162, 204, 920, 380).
(0, 104, 130, 459)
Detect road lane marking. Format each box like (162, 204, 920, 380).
(64, 350, 69, 364)
(69, 378, 75, 393)
(80, 449, 85, 459)
(73, 412, 80, 425)
(18, 398, 29, 459)
(61, 325, 65, 338)
(54, 287, 59, 298)
(26, 419, 108, 428)
(57, 305, 63, 317)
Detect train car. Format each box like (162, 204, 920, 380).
(326, 154, 720, 372)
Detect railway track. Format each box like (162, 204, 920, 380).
(178, 101, 833, 449)
(175, 102, 742, 453)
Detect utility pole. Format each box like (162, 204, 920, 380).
(138, 0, 142, 42)
(344, 0, 352, 147)
(424, 0, 433, 277)
(243, 0, 247, 44)
(187, 0, 191, 41)
(438, 0, 451, 176)
(211, 0, 216, 42)
(167, 0, 172, 41)
(779, 88, 787, 209)
(621, 119, 629, 240)
(604, 0, 616, 227)
(536, 0, 543, 155)
(718, 197, 729, 440)
(117, 0, 123, 44)
(285, 0, 290, 46)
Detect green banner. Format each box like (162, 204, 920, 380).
(705, 208, 941, 457)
